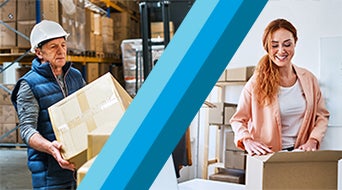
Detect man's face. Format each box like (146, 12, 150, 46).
(36, 37, 67, 69)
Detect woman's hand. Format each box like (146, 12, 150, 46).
(243, 138, 273, 156)
(50, 141, 75, 171)
(298, 138, 318, 151)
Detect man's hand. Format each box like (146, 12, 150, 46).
(50, 141, 75, 171)
(243, 138, 273, 156)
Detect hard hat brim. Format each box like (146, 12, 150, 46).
(30, 33, 70, 53)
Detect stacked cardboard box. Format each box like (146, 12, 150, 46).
(208, 102, 237, 125)
(0, 0, 16, 22)
(209, 129, 246, 184)
(84, 10, 97, 52)
(224, 130, 246, 170)
(225, 66, 255, 82)
(16, 20, 35, 48)
(60, 1, 86, 53)
(111, 12, 140, 56)
(49, 72, 132, 170)
(86, 63, 99, 83)
(1, 0, 139, 55)
(101, 16, 114, 53)
(84, 10, 105, 53)
(218, 66, 255, 82)
(77, 156, 96, 185)
(0, 22, 16, 48)
(0, 84, 18, 143)
(77, 126, 113, 185)
(0, 0, 16, 47)
(150, 21, 174, 40)
(1, 0, 60, 49)
(207, 102, 245, 184)
(16, 0, 35, 48)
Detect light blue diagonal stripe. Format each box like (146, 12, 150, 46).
(78, 0, 267, 189)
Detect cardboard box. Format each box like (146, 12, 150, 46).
(0, 105, 18, 124)
(0, 124, 17, 143)
(223, 106, 237, 125)
(246, 150, 342, 190)
(94, 34, 103, 52)
(85, 31, 96, 52)
(77, 156, 96, 185)
(17, 0, 36, 21)
(101, 16, 113, 37)
(224, 150, 246, 170)
(41, 0, 60, 23)
(151, 21, 174, 39)
(208, 102, 224, 124)
(0, 84, 15, 105)
(17, 20, 36, 48)
(225, 131, 240, 151)
(86, 63, 99, 83)
(111, 12, 131, 28)
(17, 0, 62, 22)
(0, 22, 16, 47)
(87, 127, 111, 160)
(49, 72, 132, 169)
(208, 102, 237, 125)
(0, 0, 16, 21)
(226, 66, 255, 82)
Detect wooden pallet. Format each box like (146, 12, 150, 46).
(96, 51, 105, 58)
(0, 47, 30, 54)
(0, 143, 27, 149)
(103, 52, 120, 59)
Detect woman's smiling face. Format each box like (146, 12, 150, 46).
(269, 28, 296, 68)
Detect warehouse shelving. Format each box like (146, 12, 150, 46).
(203, 79, 248, 184)
(0, 53, 121, 65)
(0, 0, 128, 71)
(0, 0, 136, 147)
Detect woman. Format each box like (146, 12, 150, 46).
(230, 18, 329, 156)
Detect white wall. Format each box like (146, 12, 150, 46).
(228, 0, 342, 76)
(179, 0, 342, 182)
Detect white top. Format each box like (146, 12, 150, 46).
(278, 80, 306, 149)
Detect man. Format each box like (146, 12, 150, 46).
(11, 20, 86, 189)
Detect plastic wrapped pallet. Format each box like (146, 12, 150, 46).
(120, 39, 164, 97)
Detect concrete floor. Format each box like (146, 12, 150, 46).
(0, 148, 32, 190)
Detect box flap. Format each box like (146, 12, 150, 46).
(254, 150, 342, 163)
(111, 74, 132, 109)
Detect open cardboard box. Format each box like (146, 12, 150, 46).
(246, 150, 342, 190)
(48, 72, 132, 169)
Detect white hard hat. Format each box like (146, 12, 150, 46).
(30, 20, 70, 53)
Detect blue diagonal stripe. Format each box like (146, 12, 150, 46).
(78, 0, 267, 189)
